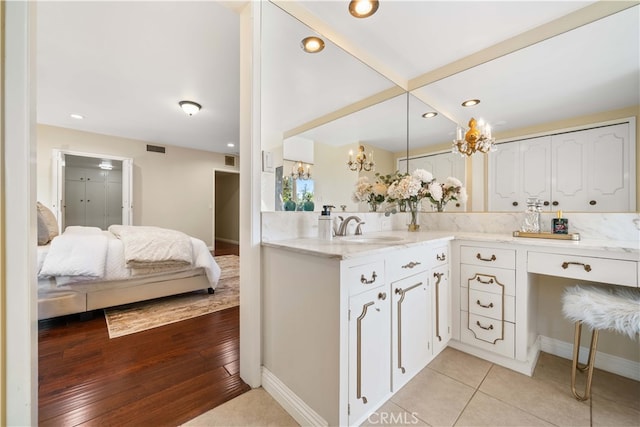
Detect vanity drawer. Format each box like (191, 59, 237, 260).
(460, 264, 516, 296)
(387, 246, 430, 282)
(528, 252, 638, 287)
(346, 261, 385, 296)
(462, 288, 515, 323)
(429, 245, 449, 267)
(461, 246, 515, 270)
(461, 311, 515, 359)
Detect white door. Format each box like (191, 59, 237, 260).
(521, 137, 552, 210)
(349, 286, 391, 424)
(488, 141, 521, 211)
(391, 272, 431, 391)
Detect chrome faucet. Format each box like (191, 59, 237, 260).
(335, 215, 365, 236)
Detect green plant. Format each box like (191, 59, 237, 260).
(303, 191, 313, 202)
(282, 178, 293, 202)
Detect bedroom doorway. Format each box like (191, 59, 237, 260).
(212, 170, 240, 253)
(52, 149, 133, 232)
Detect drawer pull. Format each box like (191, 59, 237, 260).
(476, 300, 494, 309)
(437, 253, 446, 261)
(561, 262, 592, 273)
(476, 276, 494, 285)
(395, 282, 424, 375)
(401, 261, 421, 269)
(360, 271, 378, 284)
(476, 320, 494, 331)
(356, 301, 375, 404)
(434, 272, 444, 342)
(476, 253, 497, 262)
(378, 292, 387, 301)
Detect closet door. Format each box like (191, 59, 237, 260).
(84, 180, 106, 229)
(488, 141, 521, 211)
(64, 179, 86, 227)
(106, 170, 123, 227)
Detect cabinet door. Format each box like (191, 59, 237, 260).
(552, 133, 588, 211)
(488, 141, 521, 211)
(586, 123, 631, 211)
(349, 286, 390, 424)
(391, 272, 430, 391)
(64, 180, 86, 227)
(432, 264, 450, 356)
(84, 181, 106, 229)
(521, 137, 552, 210)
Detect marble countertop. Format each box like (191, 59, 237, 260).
(262, 230, 639, 260)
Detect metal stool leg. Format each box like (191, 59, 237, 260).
(571, 321, 599, 401)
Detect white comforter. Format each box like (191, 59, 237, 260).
(38, 226, 221, 288)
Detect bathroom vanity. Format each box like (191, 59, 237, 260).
(261, 230, 638, 427)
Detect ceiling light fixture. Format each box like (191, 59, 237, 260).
(70, 114, 84, 120)
(347, 145, 375, 172)
(179, 100, 202, 116)
(301, 36, 325, 53)
(461, 99, 481, 107)
(349, 0, 379, 18)
(452, 117, 496, 157)
(99, 161, 113, 170)
(227, 143, 235, 148)
(422, 112, 438, 118)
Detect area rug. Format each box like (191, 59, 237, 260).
(104, 255, 239, 338)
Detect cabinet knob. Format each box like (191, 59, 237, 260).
(543, 201, 550, 206)
(436, 253, 446, 261)
(512, 201, 518, 207)
(455, 203, 460, 208)
(589, 200, 597, 206)
(377, 292, 387, 301)
(552, 201, 559, 206)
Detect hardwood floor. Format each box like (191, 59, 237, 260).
(213, 240, 240, 256)
(39, 241, 247, 426)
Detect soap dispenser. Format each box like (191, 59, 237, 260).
(319, 205, 335, 240)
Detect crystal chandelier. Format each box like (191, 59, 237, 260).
(347, 145, 375, 172)
(452, 118, 496, 157)
(291, 161, 311, 180)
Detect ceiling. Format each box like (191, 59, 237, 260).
(37, 1, 639, 156)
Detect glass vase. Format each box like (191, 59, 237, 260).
(408, 200, 420, 232)
(369, 201, 378, 212)
(433, 201, 446, 212)
(398, 200, 407, 212)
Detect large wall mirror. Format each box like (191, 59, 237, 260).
(261, 2, 638, 213)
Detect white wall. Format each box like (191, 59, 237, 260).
(37, 125, 239, 246)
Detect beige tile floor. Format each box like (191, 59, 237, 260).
(184, 349, 640, 426)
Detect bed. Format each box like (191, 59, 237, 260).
(36, 204, 221, 320)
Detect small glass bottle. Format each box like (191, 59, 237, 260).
(521, 198, 540, 233)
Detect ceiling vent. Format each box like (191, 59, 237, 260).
(225, 156, 236, 166)
(146, 144, 166, 154)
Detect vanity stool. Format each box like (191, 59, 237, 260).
(562, 285, 640, 401)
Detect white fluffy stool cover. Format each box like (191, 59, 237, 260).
(562, 285, 640, 339)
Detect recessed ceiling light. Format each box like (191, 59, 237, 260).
(227, 143, 235, 148)
(461, 99, 481, 107)
(422, 112, 438, 119)
(179, 100, 202, 116)
(349, 0, 379, 18)
(70, 114, 84, 119)
(301, 36, 325, 53)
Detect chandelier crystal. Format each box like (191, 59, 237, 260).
(347, 145, 375, 172)
(452, 117, 497, 157)
(291, 161, 311, 180)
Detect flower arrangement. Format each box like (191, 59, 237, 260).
(352, 176, 388, 211)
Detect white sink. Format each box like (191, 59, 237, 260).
(339, 235, 406, 244)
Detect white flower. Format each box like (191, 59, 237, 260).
(372, 182, 387, 196)
(444, 177, 462, 188)
(412, 169, 433, 184)
(429, 180, 443, 201)
(352, 176, 372, 202)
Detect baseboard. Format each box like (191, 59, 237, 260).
(448, 339, 538, 376)
(261, 367, 328, 427)
(540, 335, 640, 381)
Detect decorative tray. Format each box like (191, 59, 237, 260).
(512, 231, 581, 241)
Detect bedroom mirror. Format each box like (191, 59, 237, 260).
(409, 5, 639, 213)
(261, 2, 638, 213)
(260, 0, 405, 212)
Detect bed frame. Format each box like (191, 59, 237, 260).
(38, 272, 213, 320)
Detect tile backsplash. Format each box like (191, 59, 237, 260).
(262, 211, 640, 243)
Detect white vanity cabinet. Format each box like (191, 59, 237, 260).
(262, 238, 452, 426)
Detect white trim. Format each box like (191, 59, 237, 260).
(261, 367, 328, 427)
(4, 2, 38, 424)
(448, 338, 541, 377)
(212, 168, 240, 250)
(540, 335, 640, 382)
(214, 237, 240, 245)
